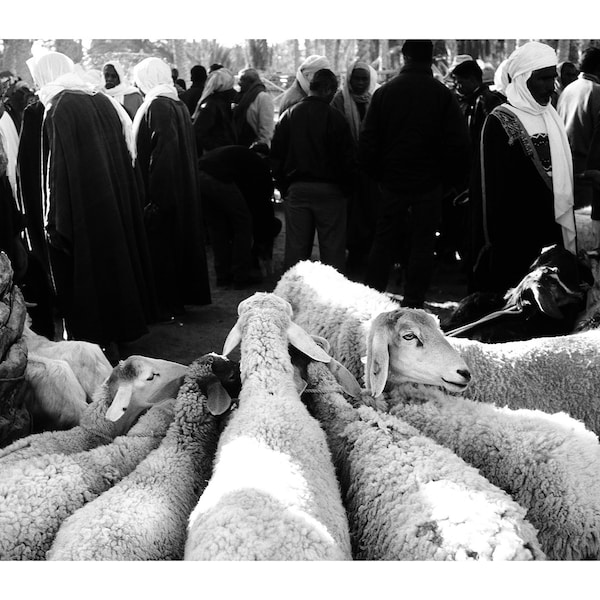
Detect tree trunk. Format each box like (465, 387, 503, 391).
(170, 39, 190, 83)
(356, 39, 372, 63)
(1, 39, 33, 84)
(556, 39, 570, 63)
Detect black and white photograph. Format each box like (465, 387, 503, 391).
(0, 1, 598, 596)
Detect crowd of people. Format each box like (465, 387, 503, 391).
(1, 39, 600, 363)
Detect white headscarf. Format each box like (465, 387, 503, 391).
(26, 51, 92, 107)
(101, 61, 139, 103)
(196, 68, 235, 108)
(341, 60, 379, 141)
(0, 111, 19, 198)
(131, 57, 179, 159)
(493, 58, 510, 94)
(504, 41, 576, 254)
(296, 55, 330, 95)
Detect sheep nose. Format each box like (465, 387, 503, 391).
(457, 368, 471, 382)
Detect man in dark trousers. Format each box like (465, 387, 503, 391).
(271, 68, 356, 272)
(359, 40, 470, 307)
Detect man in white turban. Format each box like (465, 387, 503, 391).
(277, 54, 330, 115)
(21, 52, 158, 358)
(131, 56, 211, 319)
(470, 41, 578, 294)
(101, 61, 143, 119)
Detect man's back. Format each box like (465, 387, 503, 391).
(558, 75, 600, 172)
(359, 65, 470, 194)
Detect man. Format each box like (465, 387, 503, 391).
(558, 47, 600, 243)
(359, 40, 470, 307)
(180, 64, 207, 115)
(444, 58, 504, 268)
(100, 61, 143, 119)
(132, 57, 212, 318)
(470, 42, 576, 293)
(271, 68, 356, 272)
(198, 145, 279, 288)
(277, 55, 330, 115)
(450, 59, 505, 148)
(233, 68, 275, 149)
(551, 61, 579, 107)
(26, 52, 158, 359)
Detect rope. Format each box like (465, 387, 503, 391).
(445, 304, 524, 337)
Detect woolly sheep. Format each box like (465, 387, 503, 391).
(184, 292, 352, 561)
(0, 355, 188, 465)
(274, 260, 471, 395)
(47, 353, 241, 561)
(0, 398, 175, 560)
(383, 382, 600, 560)
(22, 322, 113, 400)
(449, 331, 600, 437)
(298, 357, 543, 560)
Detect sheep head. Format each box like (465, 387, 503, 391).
(222, 292, 332, 364)
(366, 309, 471, 397)
(186, 352, 241, 416)
(104, 356, 189, 435)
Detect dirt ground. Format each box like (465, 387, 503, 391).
(118, 203, 468, 366)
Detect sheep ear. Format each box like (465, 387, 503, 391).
(367, 320, 390, 397)
(310, 334, 331, 354)
(222, 322, 243, 356)
(287, 322, 331, 362)
(105, 383, 133, 422)
(328, 358, 362, 398)
(530, 282, 563, 319)
(206, 380, 233, 416)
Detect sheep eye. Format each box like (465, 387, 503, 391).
(146, 371, 160, 381)
(402, 332, 417, 341)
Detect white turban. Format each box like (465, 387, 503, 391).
(27, 51, 92, 107)
(296, 55, 330, 95)
(505, 41, 576, 253)
(131, 57, 179, 159)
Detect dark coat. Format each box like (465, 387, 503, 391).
(135, 96, 211, 316)
(192, 90, 237, 154)
(270, 96, 357, 196)
(42, 90, 158, 344)
(358, 65, 470, 195)
(469, 106, 565, 293)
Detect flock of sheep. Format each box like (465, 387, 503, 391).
(2, 254, 600, 561)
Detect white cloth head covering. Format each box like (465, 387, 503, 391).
(0, 111, 19, 199)
(493, 58, 510, 94)
(131, 57, 179, 160)
(296, 55, 330, 95)
(341, 60, 379, 141)
(196, 67, 235, 108)
(101, 61, 139, 102)
(504, 41, 576, 253)
(26, 51, 92, 107)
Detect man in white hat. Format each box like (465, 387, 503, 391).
(470, 41, 576, 293)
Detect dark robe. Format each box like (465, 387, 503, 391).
(42, 90, 158, 344)
(192, 90, 237, 155)
(198, 145, 278, 260)
(470, 105, 565, 293)
(135, 96, 211, 317)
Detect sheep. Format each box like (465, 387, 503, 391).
(296, 355, 544, 560)
(274, 260, 471, 395)
(382, 382, 600, 560)
(442, 245, 593, 342)
(47, 353, 241, 561)
(0, 355, 188, 465)
(184, 292, 352, 561)
(22, 321, 113, 401)
(275, 260, 600, 439)
(449, 330, 600, 437)
(0, 398, 176, 560)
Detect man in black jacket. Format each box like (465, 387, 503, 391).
(359, 40, 470, 307)
(271, 68, 356, 272)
